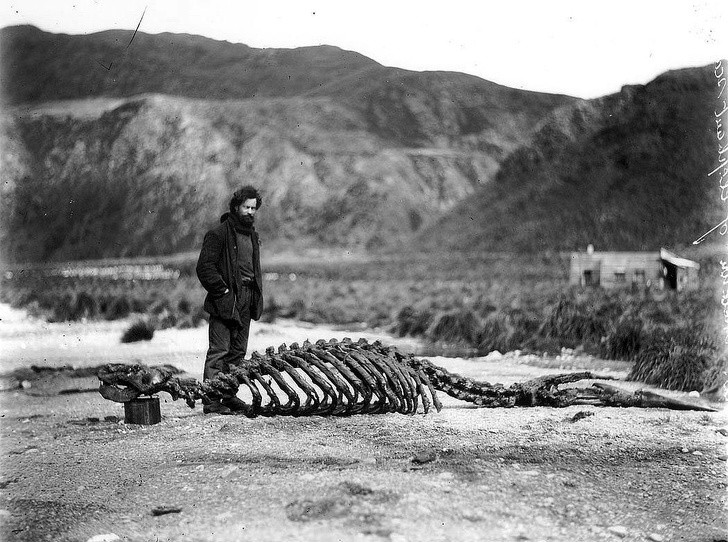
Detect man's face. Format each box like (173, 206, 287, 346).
(237, 198, 258, 220)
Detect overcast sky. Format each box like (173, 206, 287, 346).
(3, 0, 727, 98)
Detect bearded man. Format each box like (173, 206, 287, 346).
(196, 186, 264, 414)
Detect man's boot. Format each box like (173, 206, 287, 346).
(221, 396, 248, 412)
(203, 401, 233, 415)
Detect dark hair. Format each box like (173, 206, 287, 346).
(229, 185, 262, 214)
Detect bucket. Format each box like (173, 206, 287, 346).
(124, 396, 161, 425)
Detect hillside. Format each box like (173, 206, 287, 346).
(0, 26, 574, 262)
(0, 91, 564, 262)
(417, 64, 721, 253)
(0, 25, 379, 104)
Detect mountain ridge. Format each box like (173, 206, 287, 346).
(0, 24, 380, 104)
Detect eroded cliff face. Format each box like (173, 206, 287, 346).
(0, 89, 551, 261)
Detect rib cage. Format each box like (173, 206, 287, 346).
(100, 338, 443, 416)
(97, 338, 717, 415)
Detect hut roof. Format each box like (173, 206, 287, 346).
(660, 248, 700, 269)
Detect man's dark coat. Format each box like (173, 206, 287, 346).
(196, 213, 263, 324)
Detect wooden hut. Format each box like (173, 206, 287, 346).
(569, 247, 699, 291)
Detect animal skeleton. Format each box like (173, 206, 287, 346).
(98, 338, 715, 415)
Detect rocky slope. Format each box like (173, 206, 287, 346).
(418, 64, 721, 253)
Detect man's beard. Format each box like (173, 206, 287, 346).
(238, 214, 255, 227)
(230, 212, 255, 233)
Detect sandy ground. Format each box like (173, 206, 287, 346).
(0, 304, 726, 542)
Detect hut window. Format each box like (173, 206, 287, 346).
(634, 269, 646, 283)
(583, 270, 595, 286)
(614, 271, 626, 283)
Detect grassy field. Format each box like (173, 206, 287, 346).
(1, 249, 725, 392)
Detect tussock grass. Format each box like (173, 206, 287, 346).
(539, 294, 621, 348)
(628, 328, 724, 392)
(426, 310, 481, 345)
(601, 317, 643, 360)
(393, 306, 433, 338)
(476, 312, 516, 353)
(121, 320, 155, 343)
(0, 267, 207, 330)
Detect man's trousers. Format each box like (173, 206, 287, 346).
(203, 313, 251, 381)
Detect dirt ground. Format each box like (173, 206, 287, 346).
(0, 304, 726, 542)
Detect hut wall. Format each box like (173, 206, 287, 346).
(676, 267, 700, 291)
(570, 252, 662, 288)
